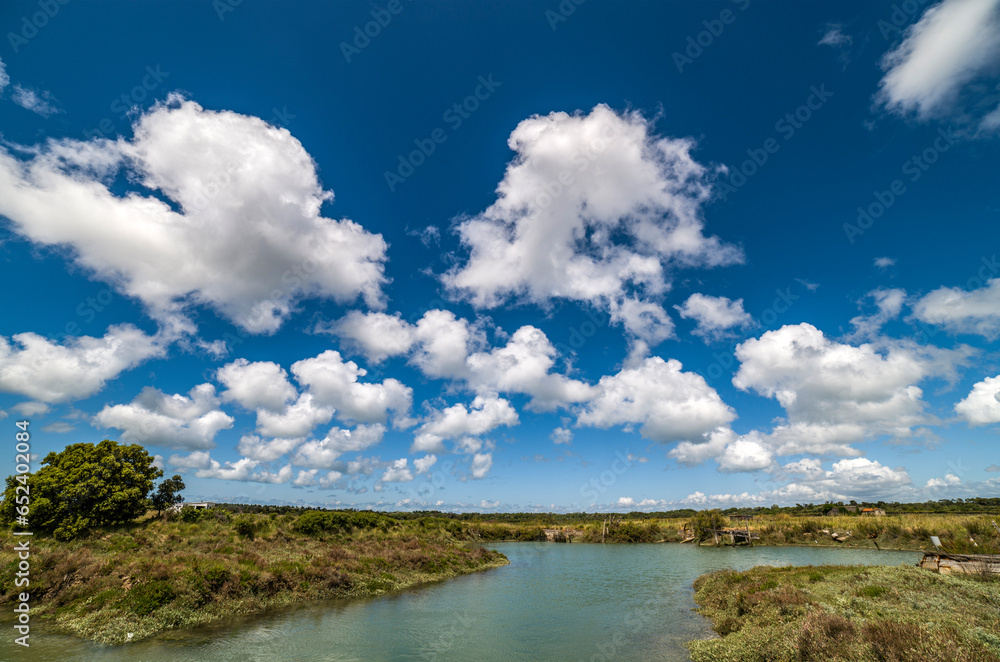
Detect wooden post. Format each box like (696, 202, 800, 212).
(746, 520, 753, 547)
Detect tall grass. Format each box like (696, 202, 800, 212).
(0, 510, 507, 644)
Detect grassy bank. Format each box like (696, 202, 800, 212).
(688, 563, 1000, 661)
(0, 509, 507, 644)
(442, 512, 1000, 550)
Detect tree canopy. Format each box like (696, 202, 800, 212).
(0, 439, 162, 540)
(151, 475, 186, 515)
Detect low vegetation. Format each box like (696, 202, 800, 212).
(0, 509, 507, 644)
(688, 564, 1000, 661)
(390, 510, 1000, 551)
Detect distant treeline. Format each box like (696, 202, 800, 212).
(211, 497, 1000, 519)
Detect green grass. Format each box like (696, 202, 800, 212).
(0, 510, 507, 644)
(688, 563, 1000, 661)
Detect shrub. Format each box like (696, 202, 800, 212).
(798, 611, 855, 660)
(180, 506, 208, 523)
(128, 580, 175, 615)
(233, 515, 260, 540)
(295, 510, 396, 536)
(691, 510, 727, 542)
(212, 509, 231, 523)
(607, 521, 661, 543)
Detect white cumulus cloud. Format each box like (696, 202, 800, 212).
(578, 356, 736, 442)
(733, 323, 958, 455)
(675, 293, 753, 340)
(955, 374, 1000, 425)
(0, 325, 164, 403)
(381, 458, 414, 483)
(0, 95, 387, 333)
(471, 452, 493, 479)
(95, 384, 234, 450)
(413, 395, 518, 453)
(254, 393, 334, 438)
(912, 278, 1000, 339)
(291, 424, 386, 469)
(217, 358, 297, 411)
(443, 104, 741, 344)
(291, 350, 412, 425)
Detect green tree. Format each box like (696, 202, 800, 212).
(691, 509, 728, 543)
(150, 475, 186, 516)
(0, 439, 162, 540)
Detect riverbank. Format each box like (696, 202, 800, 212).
(449, 512, 1000, 552)
(5, 509, 997, 646)
(687, 563, 1000, 661)
(0, 510, 507, 644)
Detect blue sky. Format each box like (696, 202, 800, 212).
(1, 0, 999, 512)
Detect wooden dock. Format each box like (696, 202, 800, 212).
(919, 552, 1000, 576)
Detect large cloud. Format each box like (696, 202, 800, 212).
(236, 435, 304, 463)
(380, 458, 414, 483)
(326, 309, 482, 378)
(442, 104, 741, 343)
(329, 310, 594, 410)
(291, 350, 412, 425)
(329, 311, 416, 364)
(733, 323, 959, 455)
(669, 428, 773, 472)
(0, 95, 387, 333)
(412, 395, 518, 453)
(94, 383, 234, 450)
(955, 374, 1000, 425)
(766, 458, 913, 502)
(292, 424, 386, 469)
(465, 326, 598, 410)
(578, 356, 736, 442)
(0, 325, 164, 403)
(877, 0, 1000, 123)
(254, 394, 334, 438)
(216, 358, 297, 411)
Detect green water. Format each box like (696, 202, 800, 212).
(4, 543, 920, 661)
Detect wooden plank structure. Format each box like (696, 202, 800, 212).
(919, 552, 1000, 576)
(706, 527, 759, 546)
